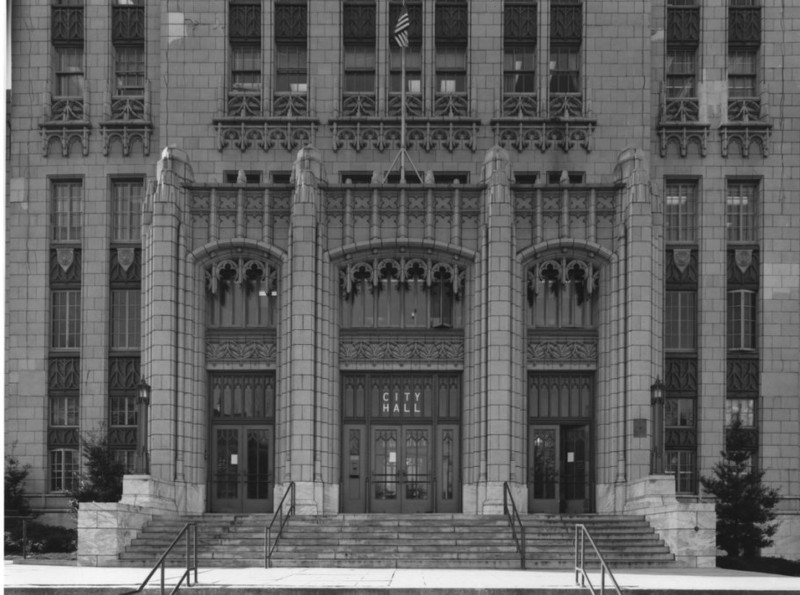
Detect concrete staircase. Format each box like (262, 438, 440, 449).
(118, 513, 676, 569)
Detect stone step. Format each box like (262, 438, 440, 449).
(119, 513, 676, 570)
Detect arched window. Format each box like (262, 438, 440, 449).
(527, 258, 598, 329)
(340, 257, 464, 329)
(205, 258, 278, 328)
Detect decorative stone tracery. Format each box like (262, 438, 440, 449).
(205, 257, 278, 296)
(339, 257, 465, 297)
(526, 258, 599, 302)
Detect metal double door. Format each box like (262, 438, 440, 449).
(210, 425, 274, 513)
(371, 424, 432, 513)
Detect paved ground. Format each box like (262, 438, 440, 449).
(3, 561, 800, 592)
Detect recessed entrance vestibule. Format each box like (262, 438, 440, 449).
(341, 373, 461, 514)
(527, 373, 594, 513)
(208, 372, 276, 513)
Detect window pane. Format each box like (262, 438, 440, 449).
(665, 291, 696, 350)
(727, 181, 757, 243)
(53, 181, 82, 241)
(111, 290, 141, 350)
(52, 290, 81, 349)
(112, 179, 143, 241)
(664, 181, 696, 242)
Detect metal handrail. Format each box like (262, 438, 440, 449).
(121, 522, 197, 595)
(5, 515, 34, 559)
(502, 482, 526, 569)
(265, 481, 295, 568)
(574, 524, 622, 595)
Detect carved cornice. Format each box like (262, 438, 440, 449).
(527, 335, 597, 365)
(206, 338, 277, 364)
(491, 118, 595, 153)
(330, 119, 480, 153)
(213, 118, 319, 153)
(340, 333, 464, 365)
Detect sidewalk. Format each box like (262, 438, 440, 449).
(3, 561, 800, 593)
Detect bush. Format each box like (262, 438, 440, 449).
(69, 429, 125, 508)
(4, 521, 77, 555)
(4, 454, 32, 516)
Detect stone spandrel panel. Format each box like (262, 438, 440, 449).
(188, 186, 293, 252)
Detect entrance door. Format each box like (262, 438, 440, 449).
(211, 425, 274, 513)
(370, 425, 433, 513)
(528, 424, 589, 513)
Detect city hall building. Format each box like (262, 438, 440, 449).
(6, 0, 800, 563)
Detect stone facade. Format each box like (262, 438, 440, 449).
(6, 0, 800, 566)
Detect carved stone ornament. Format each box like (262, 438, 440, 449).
(56, 248, 75, 273)
(117, 247, 136, 272)
(735, 249, 753, 274)
(673, 248, 692, 273)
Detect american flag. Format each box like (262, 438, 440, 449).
(394, 6, 410, 48)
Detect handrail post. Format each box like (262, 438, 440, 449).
(194, 523, 198, 585)
(22, 519, 28, 560)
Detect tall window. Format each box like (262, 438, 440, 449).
(727, 180, 758, 243)
(665, 291, 696, 350)
(52, 290, 81, 349)
(664, 180, 697, 243)
(229, 0, 261, 91)
(728, 289, 756, 350)
(389, 1, 422, 116)
(111, 289, 141, 350)
(503, 1, 537, 99)
(343, 2, 376, 95)
(665, 0, 700, 121)
(52, 180, 82, 242)
(112, 179, 143, 242)
(434, 0, 468, 116)
(274, 1, 307, 98)
(728, 0, 760, 120)
(112, 0, 145, 97)
(50, 449, 79, 492)
(52, 0, 84, 98)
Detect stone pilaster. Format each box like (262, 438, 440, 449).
(468, 146, 525, 513)
(141, 148, 194, 492)
(277, 146, 328, 514)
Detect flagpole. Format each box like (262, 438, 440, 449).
(400, 44, 406, 184)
